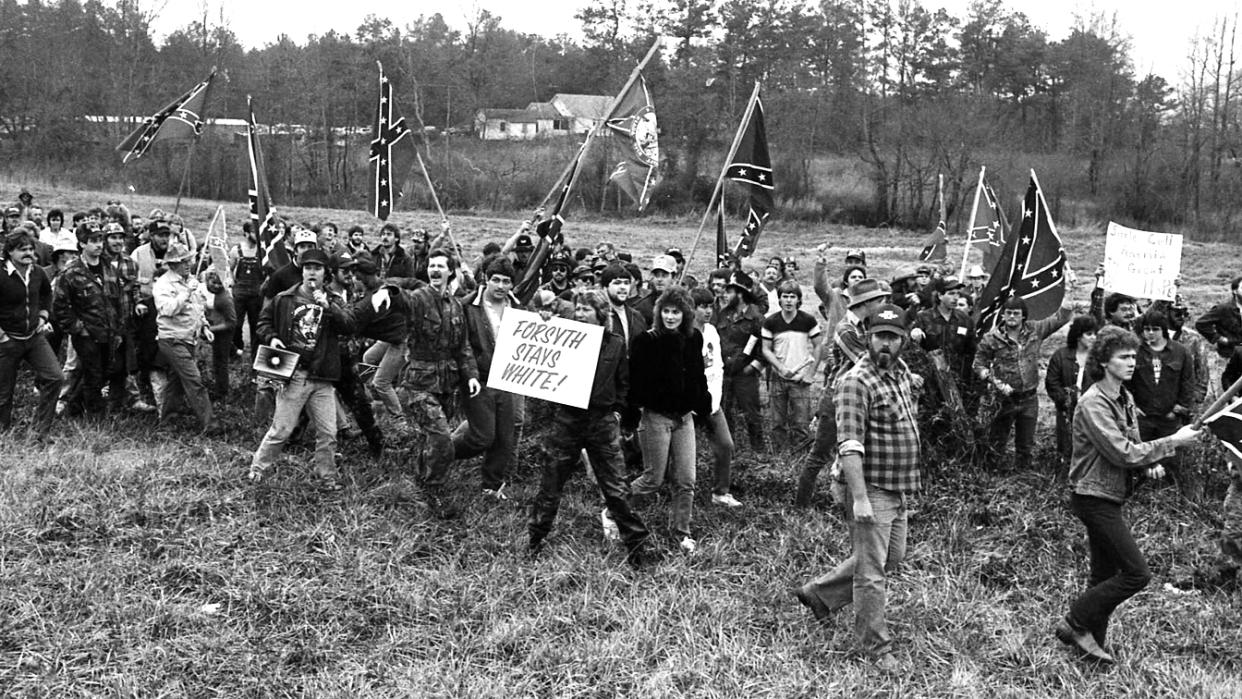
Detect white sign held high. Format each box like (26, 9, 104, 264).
(488, 308, 603, 409)
(1101, 222, 1182, 302)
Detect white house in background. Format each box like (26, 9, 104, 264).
(473, 93, 612, 140)
(548, 94, 612, 134)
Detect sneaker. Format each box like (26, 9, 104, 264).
(132, 400, 157, 414)
(246, 465, 267, 484)
(711, 493, 743, 508)
(481, 487, 509, 502)
(679, 537, 697, 554)
(600, 509, 620, 542)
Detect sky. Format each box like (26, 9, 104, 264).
(147, 0, 1241, 85)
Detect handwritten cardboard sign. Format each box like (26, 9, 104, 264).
(488, 308, 603, 409)
(1101, 222, 1182, 301)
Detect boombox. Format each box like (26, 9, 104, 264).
(253, 345, 300, 382)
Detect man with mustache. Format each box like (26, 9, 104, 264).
(400, 248, 481, 518)
(793, 304, 922, 673)
(0, 231, 61, 442)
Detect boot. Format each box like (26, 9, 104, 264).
(794, 464, 820, 508)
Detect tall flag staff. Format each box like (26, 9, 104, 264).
(369, 61, 411, 222)
(116, 69, 218, 213)
(601, 38, 663, 210)
(974, 170, 1068, 336)
(244, 97, 288, 270)
(514, 38, 661, 301)
(918, 173, 947, 262)
(957, 165, 1006, 279)
(680, 82, 772, 278)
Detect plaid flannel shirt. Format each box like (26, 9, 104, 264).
(836, 353, 922, 493)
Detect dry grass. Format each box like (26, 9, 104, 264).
(1, 183, 1240, 696)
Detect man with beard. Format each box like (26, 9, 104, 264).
(405, 227, 431, 282)
(794, 278, 891, 508)
(909, 276, 976, 420)
(402, 249, 481, 517)
(54, 225, 128, 417)
(600, 264, 647, 349)
(372, 223, 420, 288)
(1196, 275, 1242, 367)
(248, 249, 355, 491)
(346, 225, 368, 256)
(452, 257, 520, 500)
(973, 296, 1074, 470)
(0, 232, 61, 442)
(540, 249, 573, 297)
(793, 304, 922, 673)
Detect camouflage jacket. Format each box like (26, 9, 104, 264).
(404, 285, 478, 394)
(53, 256, 126, 343)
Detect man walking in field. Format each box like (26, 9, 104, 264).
(402, 248, 481, 518)
(794, 304, 922, 672)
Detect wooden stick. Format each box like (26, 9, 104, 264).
(679, 81, 762, 281)
(1194, 373, 1242, 429)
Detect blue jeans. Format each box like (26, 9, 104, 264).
(363, 340, 406, 418)
(802, 485, 909, 656)
(699, 409, 735, 496)
(987, 392, 1038, 468)
(250, 370, 339, 481)
(631, 410, 697, 539)
(1067, 494, 1151, 647)
(769, 378, 811, 446)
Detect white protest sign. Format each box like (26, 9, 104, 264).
(1101, 222, 1182, 301)
(488, 308, 603, 409)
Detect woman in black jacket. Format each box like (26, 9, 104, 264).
(1046, 315, 1099, 462)
(626, 287, 712, 553)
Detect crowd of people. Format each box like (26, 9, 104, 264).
(2, 188, 1240, 671)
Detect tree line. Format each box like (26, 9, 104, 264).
(1, 0, 1240, 238)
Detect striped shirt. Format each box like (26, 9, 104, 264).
(836, 354, 922, 493)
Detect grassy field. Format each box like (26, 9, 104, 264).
(1, 183, 1241, 696)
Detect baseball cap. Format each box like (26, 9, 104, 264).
(299, 249, 330, 267)
(868, 304, 909, 337)
(651, 254, 678, 275)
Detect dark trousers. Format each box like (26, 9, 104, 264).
(796, 390, 837, 506)
(134, 311, 158, 403)
(1138, 414, 1182, 471)
(987, 392, 1038, 468)
(0, 335, 63, 436)
(722, 372, 765, 451)
(1067, 494, 1151, 647)
(337, 348, 383, 453)
(1054, 407, 1073, 462)
(211, 333, 232, 398)
(70, 335, 126, 415)
(452, 386, 516, 490)
(529, 407, 649, 554)
(232, 293, 263, 355)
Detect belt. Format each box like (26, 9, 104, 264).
(1007, 387, 1037, 400)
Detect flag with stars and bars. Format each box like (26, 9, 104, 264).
(369, 62, 411, 221)
(244, 96, 277, 247)
(724, 86, 774, 258)
(918, 173, 948, 262)
(974, 171, 1067, 336)
(1205, 396, 1242, 467)
(116, 71, 216, 163)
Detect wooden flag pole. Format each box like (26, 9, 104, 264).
(415, 150, 461, 255)
(679, 81, 761, 282)
(1195, 374, 1242, 429)
(958, 165, 985, 279)
(174, 68, 218, 215)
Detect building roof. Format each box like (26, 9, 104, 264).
(550, 94, 613, 119)
(524, 102, 562, 119)
(477, 108, 542, 124)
